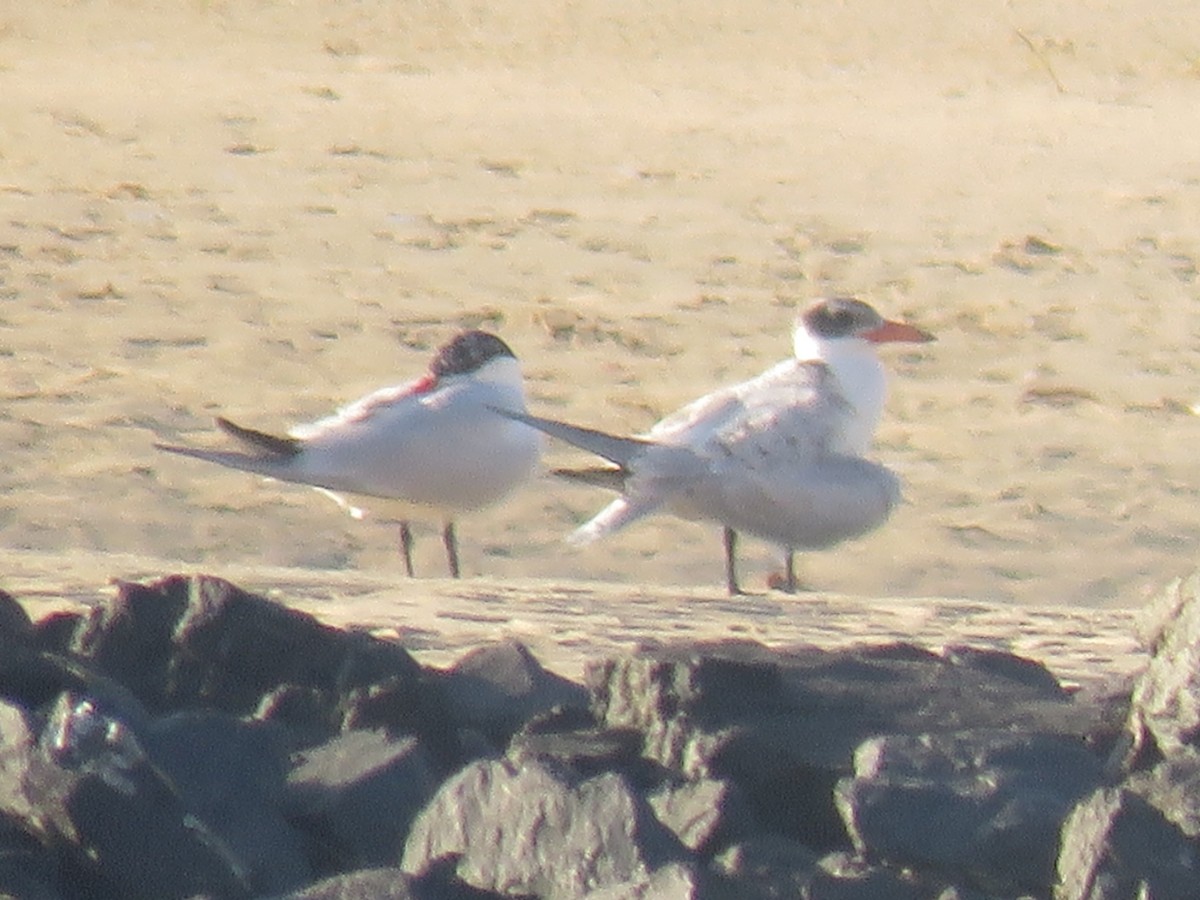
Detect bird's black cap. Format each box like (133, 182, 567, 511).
(430, 330, 517, 378)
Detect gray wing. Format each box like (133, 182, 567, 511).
(699, 359, 852, 467)
(689, 361, 899, 548)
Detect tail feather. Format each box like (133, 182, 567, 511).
(215, 417, 301, 458)
(153, 442, 291, 479)
(155, 416, 301, 479)
(567, 496, 661, 545)
(489, 407, 649, 468)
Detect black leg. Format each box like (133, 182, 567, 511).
(399, 522, 415, 577)
(723, 527, 744, 595)
(442, 521, 461, 578)
(783, 547, 797, 594)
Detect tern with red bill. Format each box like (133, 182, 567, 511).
(155, 330, 542, 578)
(495, 297, 934, 594)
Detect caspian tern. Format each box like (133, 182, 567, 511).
(155, 330, 541, 577)
(496, 298, 933, 594)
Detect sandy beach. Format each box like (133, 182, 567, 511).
(3, 1, 1200, 678)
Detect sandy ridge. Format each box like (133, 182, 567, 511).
(3, 550, 1143, 689)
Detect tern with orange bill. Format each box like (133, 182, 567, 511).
(496, 297, 933, 594)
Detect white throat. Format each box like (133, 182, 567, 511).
(794, 328, 887, 455)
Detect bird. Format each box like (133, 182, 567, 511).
(494, 297, 934, 594)
(155, 329, 541, 578)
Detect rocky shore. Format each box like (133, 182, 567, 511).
(0, 572, 1196, 899)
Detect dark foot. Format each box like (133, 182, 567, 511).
(766, 571, 798, 593)
(768, 549, 807, 592)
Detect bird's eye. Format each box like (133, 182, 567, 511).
(822, 307, 854, 332)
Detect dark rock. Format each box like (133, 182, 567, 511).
(63, 575, 466, 762)
(68, 575, 424, 718)
(0, 706, 65, 894)
(401, 757, 684, 899)
(806, 852, 940, 900)
(66, 577, 190, 709)
(581, 861, 733, 899)
(713, 834, 821, 897)
(407, 856, 519, 899)
(508, 706, 663, 784)
(588, 641, 1096, 849)
(1073, 678, 1136, 774)
(0, 860, 62, 900)
(1055, 787, 1200, 900)
(332, 630, 426, 694)
(30, 612, 85, 657)
(158, 577, 416, 714)
(337, 673, 462, 768)
(0, 820, 63, 900)
(0, 590, 33, 642)
(264, 863, 507, 899)
(26, 692, 252, 900)
(6, 575, 1190, 899)
(257, 684, 341, 749)
(1135, 570, 1196, 653)
(265, 867, 424, 899)
(0, 699, 38, 828)
(1126, 572, 1200, 762)
(939, 644, 1067, 696)
(930, 889, 1000, 900)
(286, 729, 441, 874)
(0, 645, 149, 728)
(1126, 755, 1200, 838)
(437, 641, 588, 745)
(143, 710, 311, 895)
(647, 778, 756, 855)
(836, 729, 1103, 896)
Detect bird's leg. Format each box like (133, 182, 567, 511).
(399, 522, 416, 577)
(442, 521, 461, 578)
(723, 527, 745, 595)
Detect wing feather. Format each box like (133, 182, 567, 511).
(695, 360, 852, 465)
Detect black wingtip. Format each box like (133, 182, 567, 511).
(552, 466, 627, 491)
(215, 416, 301, 458)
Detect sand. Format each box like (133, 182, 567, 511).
(3, 1, 1200, 680)
(1, 549, 1143, 690)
